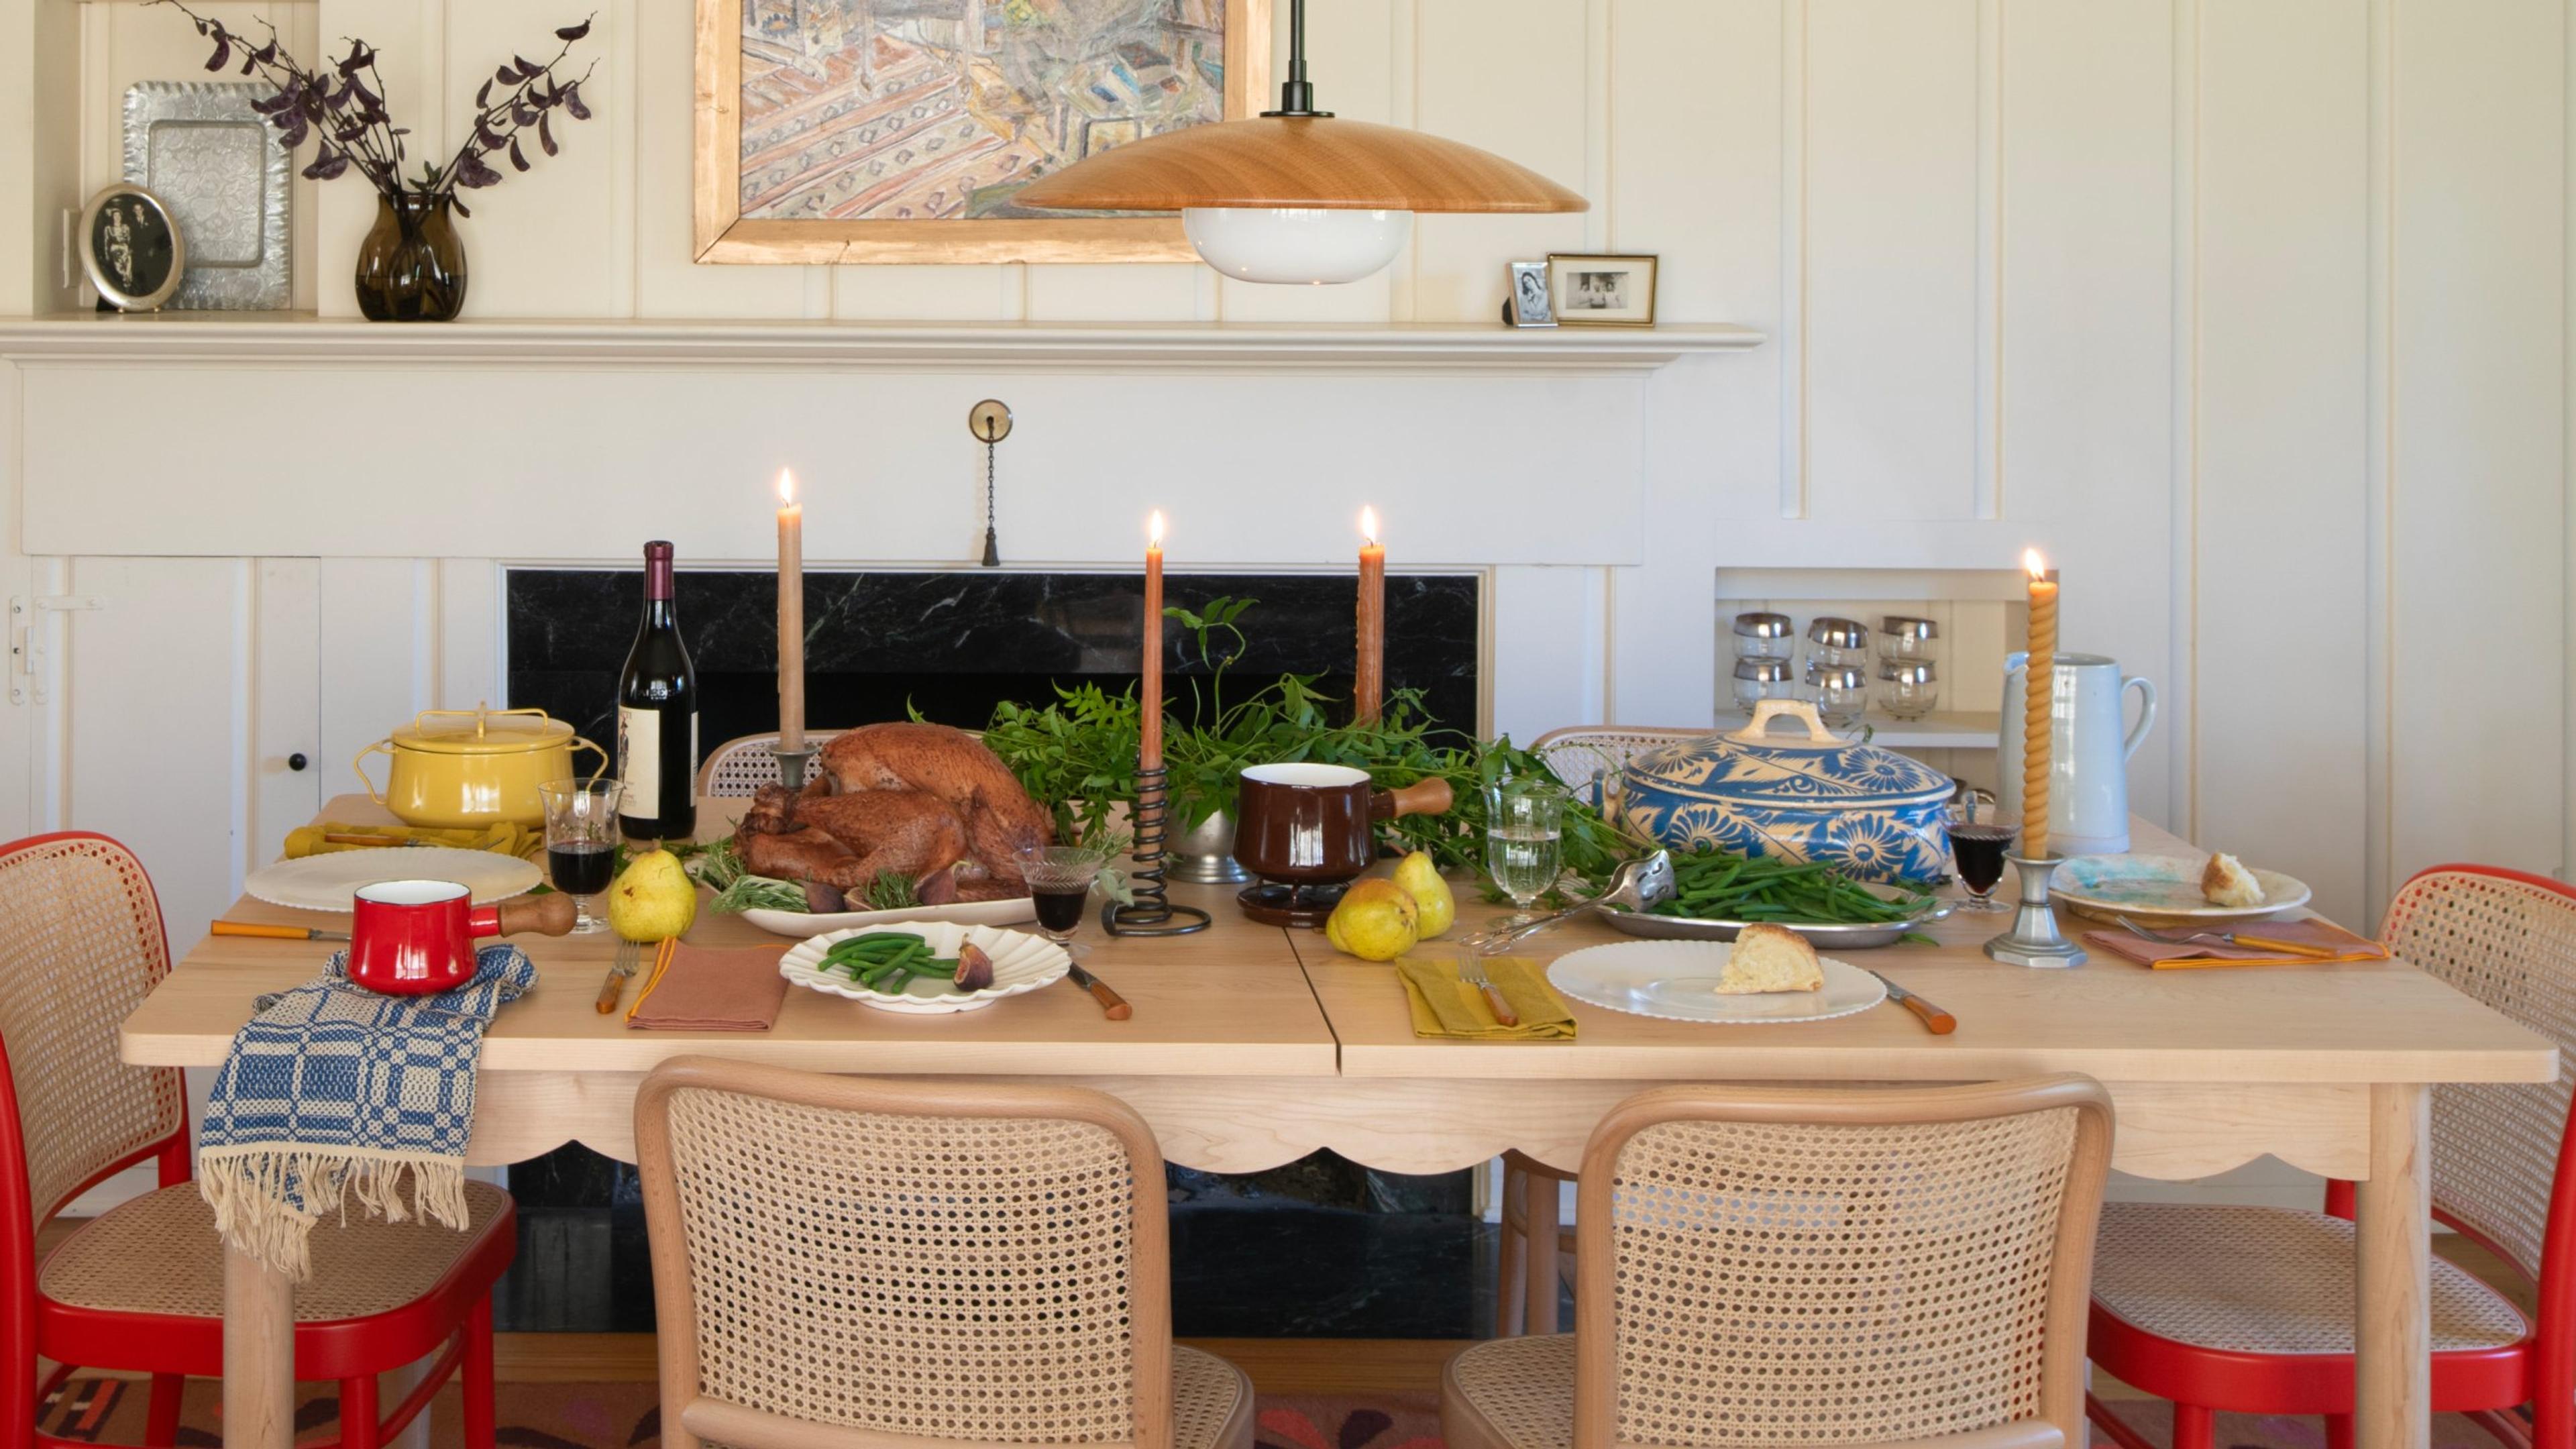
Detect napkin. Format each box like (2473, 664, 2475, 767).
(2083, 918, 2390, 969)
(1396, 954, 1577, 1040)
(282, 820, 539, 859)
(625, 939, 791, 1031)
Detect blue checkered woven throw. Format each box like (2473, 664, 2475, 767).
(198, 944, 536, 1280)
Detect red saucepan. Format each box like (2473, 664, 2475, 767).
(347, 879, 575, 994)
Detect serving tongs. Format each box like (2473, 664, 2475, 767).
(1461, 851, 1674, 956)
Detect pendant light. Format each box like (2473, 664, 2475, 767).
(1012, 0, 1587, 285)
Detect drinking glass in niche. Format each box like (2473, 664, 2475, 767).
(1805, 616, 1871, 669)
(1878, 616, 1939, 663)
(1731, 611, 1793, 661)
(1877, 660, 1940, 720)
(1807, 660, 1868, 730)
(1732, 657, 1794, 714)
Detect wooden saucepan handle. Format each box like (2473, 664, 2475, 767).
(1373, 779, 1454, 821)
(496, 892, 579, 938)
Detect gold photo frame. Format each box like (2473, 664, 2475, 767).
(696, 0, 1271, 265)
(1546, 252, 1658, 327)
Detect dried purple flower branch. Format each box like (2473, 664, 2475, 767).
(150, 0, 595, 218)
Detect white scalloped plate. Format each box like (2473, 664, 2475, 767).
(779, 921, 1069, 1015)
(741, 895, 1036, 938)
(243, 848, 541, 913)
(1546, 940, 1885, 1025)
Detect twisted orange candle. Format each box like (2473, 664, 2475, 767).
(2023, 549, 2057, 859)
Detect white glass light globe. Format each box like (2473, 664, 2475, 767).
(1182, 207, 1414, 284)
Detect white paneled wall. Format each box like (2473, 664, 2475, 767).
(0, 0, 2561, 963)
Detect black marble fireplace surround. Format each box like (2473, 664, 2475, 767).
(496, 566, 1499, 1337)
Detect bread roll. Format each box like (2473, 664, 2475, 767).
(1718, 922, 1825, 994)
(2201, 853, 2265, 909)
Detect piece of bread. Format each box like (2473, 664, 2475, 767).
(1717, 923, 1825, 994)
(2201, 852, 2265, 908)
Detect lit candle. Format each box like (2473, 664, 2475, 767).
(2022, 548, 2057, 859)
(1355, 506, 1385, 726)
(777, 469, 805, 755)
(1142, 511, 1165, 772)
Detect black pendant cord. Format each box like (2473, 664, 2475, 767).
(1104, 765, 1212, 936)
(1263, 0, 1332, 117)
(980, 438, 1001, 567)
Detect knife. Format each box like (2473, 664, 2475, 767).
(212, 921, 350, 943)
(1065, 961, 1132, 1020)
(1868, 970, 1956, 1034)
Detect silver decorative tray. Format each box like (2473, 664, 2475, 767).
(1596, 889, 1953, 950)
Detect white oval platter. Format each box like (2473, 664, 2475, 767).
(244, 848, 542, 913)
(741, 895, 1037, 938)
(780, 921, 1069, 1016)
(1546, 939, 1886, 1025)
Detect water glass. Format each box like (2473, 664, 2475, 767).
(1944, 801, 2017, 913)
(539, 777, 622, 934)
(1484, 779, 1569, 922)
(1020, 845, 1109, 959)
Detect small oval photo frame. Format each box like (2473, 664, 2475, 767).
(79, 183, 185, 313)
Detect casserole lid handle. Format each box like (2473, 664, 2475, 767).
(1724, 698, 1836, 745)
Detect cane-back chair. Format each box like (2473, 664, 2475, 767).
(635, 1057, 1254, 1449)
(1447, 1075, 2116, 1449)
(0, 831, 515, 1449)
(2087, 865, 2576, 1449)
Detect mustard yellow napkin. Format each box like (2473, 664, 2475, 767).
(1395, 954, 1577, 1040)
(282, 820, 539, 859)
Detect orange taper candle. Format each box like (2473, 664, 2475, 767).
(2022, 548, 2057, 859)
(1142, 511, 1165, 771)
(1355, 506, 1385, 725)
(776, 468, 805, 754)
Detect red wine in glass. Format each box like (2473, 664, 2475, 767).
(548, 840, 615, 897)
(1947, 824, 2017, 909)
(1033, 886, 1090, 934)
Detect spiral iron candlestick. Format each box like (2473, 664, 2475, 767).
(1104, 765, 1212, 936)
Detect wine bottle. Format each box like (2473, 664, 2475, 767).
(616, 540, 698, 841)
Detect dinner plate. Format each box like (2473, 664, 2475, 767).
(243, 848, 542, 913)
(779, 921, 1069, 1015)
(2052, 853, 2311, 928)
(740, 895, 1038, 938)
(1546, 940, 1886, 1025)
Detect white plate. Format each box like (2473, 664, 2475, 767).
(780, 921, 1069, 1015)
(740, 895, 1038, 938)
(244, 848, 542, 913)
(1547, 939, 1886, 1025)
(2052, 854, 2312, 928)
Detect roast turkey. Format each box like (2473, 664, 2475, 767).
(737, 722, 1050, 899)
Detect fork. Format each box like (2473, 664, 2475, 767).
(1460, 955, 1518, 1028)
(596, 937, 641, 1014)
(2113, 914, 2338, 959)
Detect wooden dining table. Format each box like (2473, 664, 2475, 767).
(122, 797, 2556, 1449)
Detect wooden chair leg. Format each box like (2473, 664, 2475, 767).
(339, 1374, 380, 1449)
(464, 1295, 497, 1449)
(2328, 1413, 2355, 1449)
(143, 1374, 184, 1448)
(1520, 1163, 1560, 1336)
(2174, 1403, 2216, 1449)
(1495, 1161, 1527, 1338)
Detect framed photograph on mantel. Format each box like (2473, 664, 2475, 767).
(696, 0, 1271, 266)
(1547, 252, 1658, 327)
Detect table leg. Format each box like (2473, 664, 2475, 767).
(223, 1242, 295, 1449)
(2355, 1083, 2430, 1449)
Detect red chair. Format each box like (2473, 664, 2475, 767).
(2085, 863, 2576, 1449)
(0, 832, 517, 1449)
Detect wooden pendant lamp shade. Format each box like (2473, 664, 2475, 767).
(1012, 117, 1589, 215)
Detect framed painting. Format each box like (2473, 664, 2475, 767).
(696, 0, 1271, 265)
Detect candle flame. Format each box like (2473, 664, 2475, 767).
(1148, 510, 1165, 546)
(777, 468, 797, 505)
(2023, 547, 2047, 579)
(1360, 506, 1379, 545)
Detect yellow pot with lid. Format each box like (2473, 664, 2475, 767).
(355, 705, 607, 829)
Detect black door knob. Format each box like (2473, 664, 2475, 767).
(287, 753, 308, 772)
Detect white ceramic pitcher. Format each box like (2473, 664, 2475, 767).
(1994, 652, 2157, 857)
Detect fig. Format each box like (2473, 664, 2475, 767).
(953, 942, 996, 991)
(802, 879, 846, 914)
(915, 868, 961, 905)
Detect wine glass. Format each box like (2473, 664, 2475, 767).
(1483, 778, 1569, 924)
(539, 778, 623, 934)
(1020, 845, 1110, 959)
(1943, 800, 2019, 913)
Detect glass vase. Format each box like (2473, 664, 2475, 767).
(354, 191, 468, 323)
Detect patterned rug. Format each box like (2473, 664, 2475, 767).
(37, 1378, 2510, 1449)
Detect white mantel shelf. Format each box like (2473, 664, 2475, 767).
(0, 314, 1764, 373)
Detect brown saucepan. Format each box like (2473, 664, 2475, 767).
(1233, 763, 1454, 885)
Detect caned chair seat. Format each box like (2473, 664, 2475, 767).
(2092, 1201, 2526, 1356)
(40, 1181, 514, 1326)
(1172, 1344, 1256, 1449)
(1440, 1334, 1573, 1449)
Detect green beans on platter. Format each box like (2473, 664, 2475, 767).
(819, 932, 955, 995)
(1646, 850, 1934, 925)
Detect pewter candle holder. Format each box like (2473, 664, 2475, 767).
(1104, 765, 1212, 937)
(770, 745, 819, 794)
(1983, 855, 2088, 968)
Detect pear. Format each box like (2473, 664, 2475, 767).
(1324, 878, 1419, 962)
(1390, 850, 1456, 938)
(608, 847, 698, 943)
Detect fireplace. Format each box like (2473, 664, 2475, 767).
(493, 564, 1497, 1336)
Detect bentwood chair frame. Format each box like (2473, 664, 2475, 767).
(1447, 1075, 2117, 1449)
(0, 831, 513, 1449)
(2086, 863, 2576, 1449)
(635, 1057, 1252, 1449)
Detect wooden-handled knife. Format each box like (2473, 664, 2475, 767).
(211, 921, 350, 943)
(1066, 961, 1131, 1020)
(1868, 970, 1957, 1034)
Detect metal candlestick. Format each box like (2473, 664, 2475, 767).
(770, 745, 819, 793)
(1104, 765, 1212, 936)
(1984, 855, 2088, 968)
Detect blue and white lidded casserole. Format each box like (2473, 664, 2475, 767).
(1613, 700, 1955, 885)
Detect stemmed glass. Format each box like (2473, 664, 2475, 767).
(1020, 845, 1110, 959)
(1484, 778, 1570, 924)
(539, 778, 622, 934)
(1943, 800, 2019, 913)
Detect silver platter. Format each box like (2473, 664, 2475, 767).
(123, 81, 292, 311)
(1597, 890, 1953, 951)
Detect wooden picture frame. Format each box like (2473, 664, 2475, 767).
(696, 0, 1271, 266)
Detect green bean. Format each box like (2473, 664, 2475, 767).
(1651, 848, 1933, 925)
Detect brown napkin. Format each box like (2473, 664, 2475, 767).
(2083, 918, 2390, 969)
(625, 941, 790, 1030)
